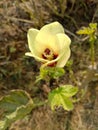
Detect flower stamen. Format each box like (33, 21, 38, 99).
(42, 48, 58, 67)
(42, 48, 58, 60)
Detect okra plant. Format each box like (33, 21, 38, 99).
(0, 21, 97, 130)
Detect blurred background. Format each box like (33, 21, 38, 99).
(0, 0, 98, 130)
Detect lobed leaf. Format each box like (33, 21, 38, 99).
(0, 90, 29, 113)
(48, 85, 78, 111)
(0, 90, 34, 130)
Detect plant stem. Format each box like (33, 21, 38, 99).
(90, 39, 95, 68)
(33, 100, 48, 109)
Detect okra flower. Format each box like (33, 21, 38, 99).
(25, 22, 71, 67)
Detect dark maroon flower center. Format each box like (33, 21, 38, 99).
(42, 48, 58, 67)
(44, 48, 51, 55)
(42, 48, 58, 60)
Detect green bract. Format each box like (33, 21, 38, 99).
(25, 22, 71, 67)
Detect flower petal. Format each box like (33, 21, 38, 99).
(56, 47, 70, 67)
(26, 22, 71, 68)
(41, 56, 60, 68)
(39, 21, 64, 35)
(27, 28, 39, 54)
(35, 34, 59, 54)
(33, 22, 65, 54)
(55, 33, 71, 67)
(25, 52, 48, 62)
(56, 33, 71, 51)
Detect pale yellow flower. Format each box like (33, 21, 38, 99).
(25, 22, 71, 67)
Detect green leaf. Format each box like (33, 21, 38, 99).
(89, 23, 97, 30)
(48, 67, 65, 79)
(76, 27, 93, 35)
(0, 90, 34, 130)
(59, 85, 78, 97)
(60, 95, 73, 110)
(0, 90, 30, 113)
(36, 67, 65, 82)
(65, 60, 73, 68)
(48, 85, 78, 111)
(76, 23, 97, 36)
